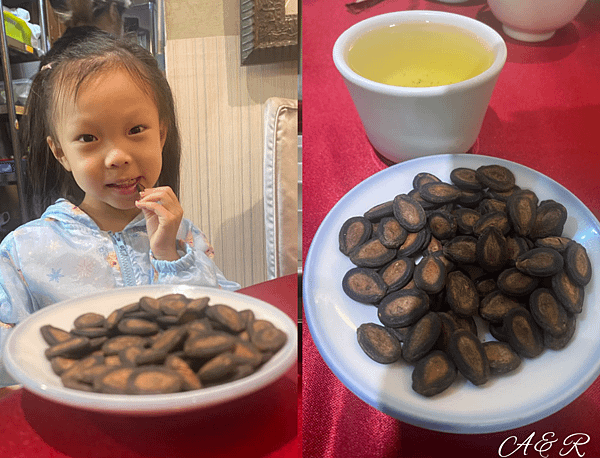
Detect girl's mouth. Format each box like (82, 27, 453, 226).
(107, 178, 141, 194)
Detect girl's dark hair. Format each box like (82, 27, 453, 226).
(22, 31, 180, 218)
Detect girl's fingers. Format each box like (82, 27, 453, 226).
(137, 188, 181, 214)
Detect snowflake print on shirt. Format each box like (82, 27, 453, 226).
(48, 268, 64, 282)
(77, 258, 95, 278)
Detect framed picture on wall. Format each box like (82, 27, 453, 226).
(240, 0, 299, 65)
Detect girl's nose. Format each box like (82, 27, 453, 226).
(105, 146, 132, 168)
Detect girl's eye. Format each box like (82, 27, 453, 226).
(77, 134, 97, 143)
(129, 125, 147, 135)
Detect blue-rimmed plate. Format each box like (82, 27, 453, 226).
(303, 154, 600, 434)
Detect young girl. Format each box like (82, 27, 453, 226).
(0, 33, 239, 385)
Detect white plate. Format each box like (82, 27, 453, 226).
(3, 285, 297, 415)
(303, 154, 600, 434)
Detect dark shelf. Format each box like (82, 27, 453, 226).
(0, 158, 26, 186)
(6, 36, 39, 63)
(0, 105, 25, 115)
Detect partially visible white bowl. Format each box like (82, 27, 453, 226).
(488, 0, 588, 42)
(3, 285, 297, 415)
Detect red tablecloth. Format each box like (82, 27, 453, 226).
(0, 274, 299, 458)
(302, 1, 600, 457)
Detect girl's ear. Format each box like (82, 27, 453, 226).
(47, 136, 72, 172)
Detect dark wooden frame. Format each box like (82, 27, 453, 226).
(240, 0, 299, 66)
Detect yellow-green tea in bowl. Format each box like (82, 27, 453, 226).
(347, 23, 494, 87)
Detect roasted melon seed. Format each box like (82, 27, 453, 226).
(531, 200, 567, 239)
(505, 236, 531, 266)
(478, 198, 507, 214)
(453, 208, 481, 235)
(139, 296, 162, 316)
(412, 350, 457, 397)
(349, 238, 396, 268)
(379, 257, 414, 292)
(184, 332, 237, 358)
(529, 288, 569, 337)
(70, 326, 109, 338)
(503, 308, 544, 358)
(428, 210, 457, 240)
(515, 247, 564, 277)
(534, 236, 572, 253)
(95, 366, 134, 394)
(374, 217, 406, 249)
(473, 211, 510, 237)
(251, 327, 287, 352)
(413, 255, 446, 294)
(564, 242, 592, 286)
(339, 216, 372, 255)
(450, 167, 483, 191)
(475, 164, 516, 192)
(44, 336, 91, 359)
(104, 308, 125, 330)
(413, 172, 442, 190)
(482, 341, 521, 375)
(356, 323, 402, 364)
(165, 354, 203, 390)
(377, 289, 429, 328)
(117, 318, 160, 336)
(446, 271, 479, 317)
(402, 312, 442, 363)
(457, 189, 484, 208)
(419, 182, 462, 204)
(544, 314, 577, 350)
(197, 353, 237, 382)
(551, 270, 584, 314)
(497, 267, 539, 297)
(127, 366, 183, 394)
(479, 290, 522, 323)
(448, 311, 478, 337)
(205, 304, 245, 333)
(443, 236, 478, 264)
(363, 201, 394, 222)
(507, 190, 538, 237)
(160, 298, 188, 316)
(392, 194, 427, 232)
(448, 330, 490, 386)
(102, 335, 148, 355)
(73, 312, 106, 329)
(435, 312, 457, 352)
(40, 325, 73, 346)
(342, 267, 388, 304)
(477, 227, 507, 272)
(397, 228, 430, 257)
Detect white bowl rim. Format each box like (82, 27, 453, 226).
(333, 10, 508, 97)
(2, 284, 298, 415)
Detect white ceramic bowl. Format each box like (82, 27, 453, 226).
(488, 0, 588, 42)
(333, 11, 507, 163)
(3, 285, 298, 415)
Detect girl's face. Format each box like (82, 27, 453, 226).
(48, 68, 166, 225)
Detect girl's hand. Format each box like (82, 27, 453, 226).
(135, 186, 183, 261)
